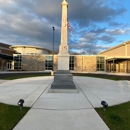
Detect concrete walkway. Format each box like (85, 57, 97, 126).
(0, 76, 130, 130)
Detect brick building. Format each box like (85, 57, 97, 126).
(99, 40, 130, 73)
(1, 40, 130, 73)
(0, 43, 15, 71)
(9, 45, 103, 72)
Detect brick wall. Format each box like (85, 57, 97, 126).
(22, 55, 45, 71)
(21, 55, 97, 72)
(74, 56, 83, 72)
(83, 56, 97, 72)
(74, 55, 96, 72)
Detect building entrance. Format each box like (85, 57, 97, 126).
(7, 61, 12, 70)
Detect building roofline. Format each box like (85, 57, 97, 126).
(0, 53, 13, 60)
(0, 47, 16, 52)
(0, 42, 11, 48)
(98, 40, 130, 55)
(10, 45, 51, 52)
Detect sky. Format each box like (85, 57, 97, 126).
(0, 0, 130, 54)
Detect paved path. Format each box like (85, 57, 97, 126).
(0, 76, 130, 130)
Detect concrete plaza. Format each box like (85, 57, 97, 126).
(0, 75, 130, 130)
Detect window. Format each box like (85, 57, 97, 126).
(14, 55, 22, 70)
(69, 56, 74, 70)
(97, 56, 105, 71)
(45, 56, 53, 70)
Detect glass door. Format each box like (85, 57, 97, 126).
(7, 61, 12, 70)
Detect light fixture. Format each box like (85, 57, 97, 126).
(101, 101, 108, 111)
(17, 99, 24, 110)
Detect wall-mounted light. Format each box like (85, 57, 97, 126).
(101, 101, 108, 111)
(17, 99, 24, 110)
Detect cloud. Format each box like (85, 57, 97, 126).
(99, 35, 115, 43)
(0, 0, 129, 54)
(109, 22, 125, 27)
(77, 28, 116, 44)
(68, 0, 127, 26)
(89, 28, 106, 34)
(70, 42, 110, 54)
(106, 28, 130, 35)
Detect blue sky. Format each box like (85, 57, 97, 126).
(0, 0, 130, 54)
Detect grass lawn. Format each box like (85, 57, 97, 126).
(95, 101, 130, 130)
(0, 103, 30, 130)
(4, 73, 51, 80)
(73, 73, 126, 80)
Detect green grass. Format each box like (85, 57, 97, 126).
(95, 101, 130, 130)
(0, 103, 30, 130)
(4, 73, 51, 80)
(3, 72, 127, 80)
(73, 73, 123, 80)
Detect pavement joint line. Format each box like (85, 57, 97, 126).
(74, 78, 100, 108)
(24, 84, 46, 101)
(31, 107, 93, 111)
(76, 77, 103, 101)
(30, 79, 53, 108)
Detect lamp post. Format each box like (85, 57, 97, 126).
(52, 27, 55, 75)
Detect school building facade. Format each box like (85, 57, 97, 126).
(0, 40, 130, 73)
(99, 40, 130, 73)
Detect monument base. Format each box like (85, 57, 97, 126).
(48, 70, 78, 93)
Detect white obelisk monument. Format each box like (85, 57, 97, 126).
(49, 0, 77, 92)
(58, 0, 69, 70)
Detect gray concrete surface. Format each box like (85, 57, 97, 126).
(0, 75, 130, 130)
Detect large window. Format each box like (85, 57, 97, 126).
(97, 56, 105, 71)
(14, 55, 22, 70)
(69, 56, 74, 70)
(45, 56, 53, 70)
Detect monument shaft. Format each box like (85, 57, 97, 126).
(61, 0, 68, 47)
(58, 0, 69, 70)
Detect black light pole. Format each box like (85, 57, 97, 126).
(52, 27, 55, 73)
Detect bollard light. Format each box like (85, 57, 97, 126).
(101, 101, 108, 111)
(17, 99, 24, 110)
